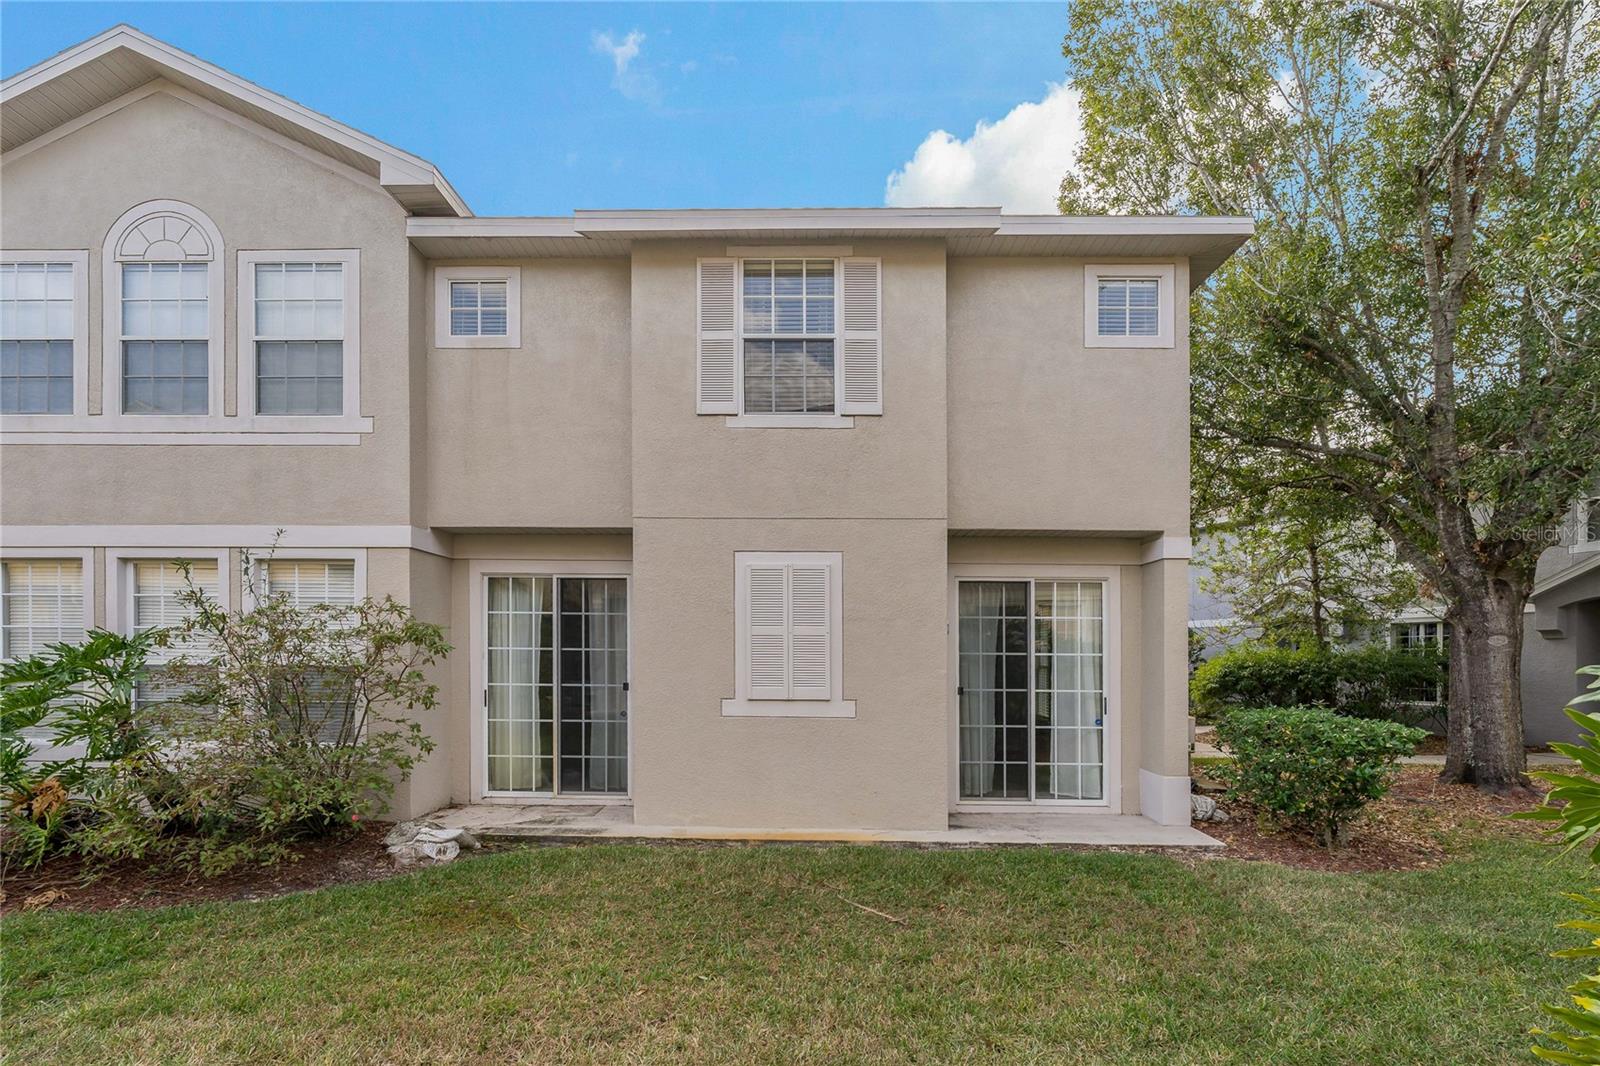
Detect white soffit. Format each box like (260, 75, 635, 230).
(1, 24, 470, 217)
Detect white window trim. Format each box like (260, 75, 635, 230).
(1575, 497, 1600, 555)
(465, 558, 633, 804)
(237, 249, 369, 431)
(0, 250, 91, 426)
(1083, 263, 1175, 349)
(240, 548, 368, 611)
(107, 547, 232, 636)
(945, 563, 1123, 814)
(101, 200, 227, 427)
(723, 550, 854, 719)
(728, 257, 850, 428)
(1, 547, 97, 758)
(434, 266, 521, 349)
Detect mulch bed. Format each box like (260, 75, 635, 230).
(0, 822, 409, 915)
(1189, 765, 1551, 873)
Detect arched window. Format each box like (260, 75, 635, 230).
(103, 201, 223, 417)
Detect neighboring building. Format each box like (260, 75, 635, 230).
(0, 26, 1251, 830)
(1189, 501, 1600, 745)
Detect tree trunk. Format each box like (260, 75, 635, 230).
(1307, 540, 1327, 651)
(1441, 573, 1531, 792)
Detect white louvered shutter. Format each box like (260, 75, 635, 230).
(839, 257, 882, 415)
(696, 258, 738, 414)
(786, 564, 832, 700)
(746, 564, 789, 700)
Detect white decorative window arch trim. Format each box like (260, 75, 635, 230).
(101, 200, 226, 425)
(237, 248, 367, 430)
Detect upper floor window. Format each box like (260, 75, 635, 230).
(1083, 264, 1175, 349)
(0, 263, 74, 414)
(434, 267, 521, 349)
(253, 262, 344, 415)
(741, 259, 836, 415)
(106, 201, 223, 417)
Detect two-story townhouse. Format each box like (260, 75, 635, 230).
(0, 26, 1251, 833)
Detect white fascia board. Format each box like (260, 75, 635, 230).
(2, 24, 470, 217)
(571, 207, 1004, 236)
(994, 215, 1256, 237)
(406, 217, 585, 239)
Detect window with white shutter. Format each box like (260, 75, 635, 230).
(725, 551, 853, 717)
(699, 256, 882, 422)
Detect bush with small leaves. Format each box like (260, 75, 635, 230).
(1213, 705, 1425, 849)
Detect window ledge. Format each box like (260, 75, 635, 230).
(724, 414, 855, 429)
(721, 697, 856, 719)
(1572, 542, 1599, 555)
(1, 413, 373, 445)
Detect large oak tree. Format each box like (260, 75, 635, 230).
(1062, 0, 1600, 789)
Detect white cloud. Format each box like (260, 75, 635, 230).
(592, 30, 659, 104)
(885, 83, 1082, 213)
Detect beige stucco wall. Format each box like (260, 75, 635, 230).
(629, 241, 949, 521)
(631, 518, 949, 829)
(424, 259, 633, 528)
(0, 89, 416, 526)
(946, 257, 1191, 536)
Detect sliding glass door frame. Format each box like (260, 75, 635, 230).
(468, 559, 632, 803)
(947, 564, 1122, 811)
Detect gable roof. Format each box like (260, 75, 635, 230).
(0, 24, 470, 217)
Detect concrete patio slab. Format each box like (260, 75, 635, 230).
(424, 804, 1223, 848)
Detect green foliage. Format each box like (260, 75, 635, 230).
(1213, 706, 1425, 848)
(1063, 0, 1600, 784)
(1191, 643, 1447, 726)
(1512, 666, 1600, 1062)
(0, 628, 169, 869)
(0, 558, 448, 875)
(1197, 505, 1418, 653)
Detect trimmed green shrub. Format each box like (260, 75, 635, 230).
(1191, 643, 1447, 726)
(1213, 706, 1425, 848)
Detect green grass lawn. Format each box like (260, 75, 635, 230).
(2, 837, 1584, 1065)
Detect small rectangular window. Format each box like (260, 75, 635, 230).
(741, 259, 836, 414)
(450, 280, 509, 337)
(254, 262, 344, 415)
(435, 268, 521, 349)
(0, 263, 75, 414)
(1097, 277, 1160, 337)
(121, 262, 209, 414)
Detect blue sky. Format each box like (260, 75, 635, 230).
(1, 3, 1080, 216)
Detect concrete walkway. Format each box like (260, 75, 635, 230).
(426, 803, 1223, 848)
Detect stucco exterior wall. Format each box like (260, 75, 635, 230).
(946, 257, 1190, 536)
(0, 89, 416, 526)
(631, 517, 949, 830)
(424, 258, 633, 529)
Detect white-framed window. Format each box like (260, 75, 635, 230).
(1083, 264, 1175, 349)
(1, 551, 94, 748)
(252, 554, 365, 743)
(0, 253, 88, 417)
(434, 266, 521, 349)
(238, 250, 362, 418)
(103, 200, 225, 418)
(108, 550, 229, 709)
(1391, 620, 1449, 704)
(723, 551, 853, 718)
(740, 259, 837, 415)
(697, 255, 881, 424)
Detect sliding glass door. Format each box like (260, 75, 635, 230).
(484, 574, 628, 796)
(957, 579, 1107, 803)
